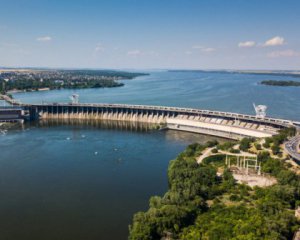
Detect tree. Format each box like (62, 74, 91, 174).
(271, 144, 281, 155)
(255, 143, 262, 150)
(239, 138, 254, 152)
(130, 141, 300, 240)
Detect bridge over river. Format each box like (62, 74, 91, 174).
(1, 94, 300, 141)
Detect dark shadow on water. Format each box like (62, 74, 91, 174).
(30, 119, 160, 132)
(26, 119, 230, 144)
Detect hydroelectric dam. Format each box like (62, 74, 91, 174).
(1, 94, 299, 140)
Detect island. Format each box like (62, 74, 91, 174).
(129, 127, 300, 240)
(261, 80, 300, 87)
(0, 69, 148, 93)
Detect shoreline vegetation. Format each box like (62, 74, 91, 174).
(129, 128, 300, 240)
(261, 80, 300, 87)
(0, 69, 148, 94)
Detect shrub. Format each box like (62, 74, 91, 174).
(258, 151, 270, 163)
(263, 137, 273, 148)
(203, 155, 226, 165)
(229, 194, 239, 201)
(206, 140, 219, 148)
(217, 142, 235, 151)
(211, 148, 218, 154)
(255, 143, 262, 151)
(239, 138, 255, 152)
(271, 144, 281, 155)
(230, 148, 240, 154)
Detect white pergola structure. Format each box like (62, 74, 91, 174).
(225, 152, 261, 175)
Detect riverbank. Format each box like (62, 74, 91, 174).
(0, 69, 148, 93)
(7, 87, 50, 94)
(129, 130, 300, 239)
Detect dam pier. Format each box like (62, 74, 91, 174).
(9, 102, 300, 139)
(1, 94, 299, 140)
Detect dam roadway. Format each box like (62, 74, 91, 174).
(1, 93, 299, 139)
(14, 102, 298, 140)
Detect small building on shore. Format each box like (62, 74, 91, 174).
(0, 107, 29, 123)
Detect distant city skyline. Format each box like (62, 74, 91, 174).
(0, 0, 299, 70)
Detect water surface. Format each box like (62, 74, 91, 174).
(12, 71, 300, 121)
(0, 122, 221, 240)
(1, 70, 299, 239)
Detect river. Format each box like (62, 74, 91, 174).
(0, 70, 299, 240)
(10, 70, 300, 121)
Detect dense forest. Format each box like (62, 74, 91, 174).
(129, 129, 300, 240)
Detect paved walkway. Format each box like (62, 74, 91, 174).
(197, 147, 214, 163)
(197, 148, 257, 164)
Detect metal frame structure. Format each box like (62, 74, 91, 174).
(225, 153, 261, 175)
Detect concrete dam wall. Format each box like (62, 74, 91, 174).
(38, 107, 168, 124)
(23, 103, 297, 140)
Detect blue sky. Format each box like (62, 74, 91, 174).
(0, 0, 299, 70)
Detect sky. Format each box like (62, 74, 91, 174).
(0, 0, 299, 70)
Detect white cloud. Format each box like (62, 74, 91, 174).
(238, 41, 256, 48)
(36, 36, 52, 42)
(202, 47, 216, 52)
(264, 36, 285, 47)
(192, 45, 204, 49)
(192, 45, 216, 52)
(127, 49, 141, 56)
(267, 49, 300, 58)
(95, 43, 104, 52)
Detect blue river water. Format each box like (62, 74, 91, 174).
(0, 121, 221, 240)
(0, 70, 299, 240)
(11, 70, 300, 121)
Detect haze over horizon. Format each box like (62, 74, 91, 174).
(0, 0, 299, 70)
